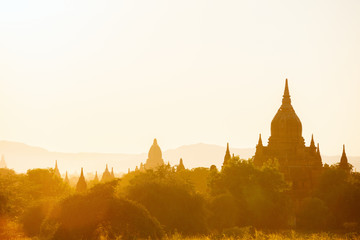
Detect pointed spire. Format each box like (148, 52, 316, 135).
(64, 171, 70, 184)
(177, 158, 185, 171)
(101, 164, 112, 182)
(282, 78, 292, 106)
(111, 167, 115, 178)
(339, 144, 350, 171)
(76, 168, 87, 193)
(0, 155, 7, 169)
(223, 142, 231, 166)
(284, 78, 289, 96)
(54, 160, 61, 177)
(257, 134, 263, 147)
(94, 171, 99, 182)
(153, 138, 158, 145)
(310, 134, 315, 148)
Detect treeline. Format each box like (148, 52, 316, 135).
(1, 157, 360, 239)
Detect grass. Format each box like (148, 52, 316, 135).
(164, 231, 360, 240)
(1, 218, 359, 240)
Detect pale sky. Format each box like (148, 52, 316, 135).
(0, 0, 359, 156)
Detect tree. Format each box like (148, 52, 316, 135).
(208, 156, 291, 229)
(296, 197, 331, 230)
(315, 167, 360, 228)
(208, 193, 239, 231)
(47, 180, 163, 240)
(0, 168, 29, 217)
(125, 166, 208, 235)
(26, 168, 70, 201)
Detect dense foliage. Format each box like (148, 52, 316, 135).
(123, 165, 208, 235)
(47, 181, 163, 240)
(1, 158, 360, 239)
(209, 157, 291, 229)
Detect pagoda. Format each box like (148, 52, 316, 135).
(253, 79, 323, 197)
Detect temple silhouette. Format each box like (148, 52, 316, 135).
(251, 79, 322, 196)
(0, 155, 7, 168)
(145, 138, 165, 169)
(250, 79, 351, 197)
(25, 80, 352, 198)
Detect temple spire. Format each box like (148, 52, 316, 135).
(257, 134, 263, 147)
(101, 164, 112, 182)
(94, 171, 99, 182)
(310, 134, 315, 148)
(223, 142, 231, 166)
(64, 171, 70, 184)
(282, 78, 291, 106)
(111, 167, 115, 178)
(177, 158, 185, 171)
(339, 144, 350, 172)
(0, 155, 7, 169)
(54, 160, 61, 177)
(76, 167, 87, 193)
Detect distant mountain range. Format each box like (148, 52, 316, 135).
(0, 141, 358, 175)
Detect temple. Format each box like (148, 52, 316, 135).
(145, 138, 164, 169)
(0, 155, 7, 168)
(54, 160, 61, 178)
(101, 164, 113, 182)
(111, 167, 115, 178)
(177, 158, 185, 171)
(339, 144, 351, 173)
(76, 168, 87, 192)
(94, 171, 99, 183)
(253, 79, 323, 197)
(64, 171, 70, 185)
(223, 143, 231, 166)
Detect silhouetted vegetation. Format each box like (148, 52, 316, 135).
(47, 181, 163, 240)
(209, 156, 291, 229)
(1, 159, 360, 239)
(123, 165, 208, 235)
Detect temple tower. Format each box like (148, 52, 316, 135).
(0, 155, 7, 168)
(253, 79, 323, 197)
(339, 145, 351, 172)
(54, 160, 61, 178)
(111, 167, 115, 178)
(177, 158, 185, 171)
(223, 143, 231, 166)
(76, 168, 87, 193)
(101, 164, 113, 182)
(145, 139, 164, 169)
(64, 171, 70, 185)
(94, 171, 99, 183)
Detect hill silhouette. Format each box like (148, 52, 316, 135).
(0, 141, 358, 174)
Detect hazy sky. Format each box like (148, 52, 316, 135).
(0, 1, 359, 156)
